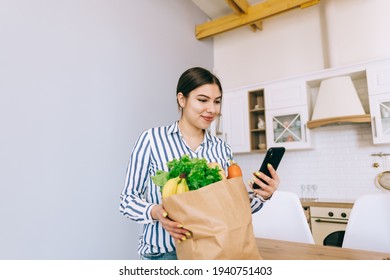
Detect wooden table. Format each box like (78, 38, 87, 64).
(256, 238, 390, 260)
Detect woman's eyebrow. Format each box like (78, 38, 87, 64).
(197, 94, 222, 99)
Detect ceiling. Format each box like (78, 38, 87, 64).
(191, 0, 320, 40)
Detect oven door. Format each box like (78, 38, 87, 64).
(310, 218, 348, 247)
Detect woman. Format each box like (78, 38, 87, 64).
(119, 67, 280, 260)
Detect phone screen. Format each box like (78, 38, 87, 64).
(253, 147, 285, 189)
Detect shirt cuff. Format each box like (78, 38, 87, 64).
(145, 203, 159, 223)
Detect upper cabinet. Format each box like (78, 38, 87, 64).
(367, 59, 390, 144)
(367, 60, 390, 95)
(221, 89, 250, 153)
(368, 93, 390, 144)
(248, 89, 267, 152)
(264, 80, 312, 150)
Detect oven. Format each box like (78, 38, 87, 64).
(310, 207, 352, 247)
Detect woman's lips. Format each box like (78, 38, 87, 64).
(202, 116, 214, 122)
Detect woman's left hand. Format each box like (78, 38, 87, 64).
(249, 163, 280, 200)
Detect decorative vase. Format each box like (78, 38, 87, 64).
(257, 117, 265, 129)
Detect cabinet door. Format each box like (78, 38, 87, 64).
(367, 60, 390, 95)
(265, 80, 307, 110)
(265, 106, 311, 150)
(369, 93, 390, 144)
(222, 90, 250, 153)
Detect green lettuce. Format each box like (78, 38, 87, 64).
(151, 155, 222, 191)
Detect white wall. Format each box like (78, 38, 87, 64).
(0, 0, 213, 259)
(213, 0, 390, 200)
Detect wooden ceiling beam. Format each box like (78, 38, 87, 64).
(225, 0, 263, 32)
(196, 0, 320, 40)
(225, 0, 249, 14)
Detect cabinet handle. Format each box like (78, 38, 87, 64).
(304, 124, 307, 142)
(373, 116, 377, 137)
(314, 218, 348, 225)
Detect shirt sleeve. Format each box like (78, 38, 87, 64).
(250, 193, 266, 214)
(119, 130, 156, 224)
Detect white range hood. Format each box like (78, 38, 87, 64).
(307, 76, 371, 129)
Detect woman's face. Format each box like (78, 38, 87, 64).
(178, 84, 222, 130)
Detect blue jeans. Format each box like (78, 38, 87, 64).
(140, 251, 177, 260)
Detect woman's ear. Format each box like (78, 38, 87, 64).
(177, 92, 186, 108)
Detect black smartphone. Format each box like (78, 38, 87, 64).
(253, 147, 285, 189)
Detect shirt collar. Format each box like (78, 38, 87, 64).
(168, 121, 212, 143)
(168, 121, 180, 135)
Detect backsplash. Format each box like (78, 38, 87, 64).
(234, 123, 390, 201)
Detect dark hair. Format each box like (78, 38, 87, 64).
(176, 67, 223, 108)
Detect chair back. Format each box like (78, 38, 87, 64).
(252, 190, 314, 244)
(342, 193, 390, 253)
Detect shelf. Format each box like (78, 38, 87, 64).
(307, 114, 371, 129)
(248, 89, 267, 151)
(249, 108, 265, 113)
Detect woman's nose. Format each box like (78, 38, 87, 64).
(207, 102, 218, 113)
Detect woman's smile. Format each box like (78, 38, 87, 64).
(201, 115, 215, 123)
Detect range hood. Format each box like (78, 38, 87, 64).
(307, 76, 370, 129)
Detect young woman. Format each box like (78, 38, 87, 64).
(119, 67, 280, 260)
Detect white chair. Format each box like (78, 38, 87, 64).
(252, 190, 315, 244)
(342, 193, 390, 253)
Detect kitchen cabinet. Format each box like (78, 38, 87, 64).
(248, 89, 267, 152)
(367, 59, 390, 95)
(367, 59, 390, 144)
(368, 93, 390, 144)
(265, 106, 311, 150)
(264, 80, 312, 150)
(221, 89, 250, 153)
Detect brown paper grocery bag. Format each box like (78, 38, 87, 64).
(162, 177, 262, 260)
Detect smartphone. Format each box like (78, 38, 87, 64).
(253, 147, 285, 189)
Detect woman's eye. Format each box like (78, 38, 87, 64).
(198, 99, 207, 103)
(215, 100, 221, 104)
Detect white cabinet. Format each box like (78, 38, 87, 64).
(367, 59, 390, 144)
(265, 106, 311, 150)
(265, 80, 311, 150)
(265, 80, 308, 110)
(221, 89, 250, 153)
(367, 60, 390, 95)
(368, 93, 390, 144)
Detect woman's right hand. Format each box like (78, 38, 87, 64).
(151, 204, 190, 242)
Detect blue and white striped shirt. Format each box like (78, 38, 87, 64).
(119, 121, 265, 256)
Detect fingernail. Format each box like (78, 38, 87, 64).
(185, 232, 191, 237)
(162, 212, 168, 217)
(181, 236, 186, 241)
(177, 224, 183, 228)
(177, 240, 181, 244)
(247, 180, 252, 185)
(267, 163, 272, 168)
(252, 176, 257, 181)
(255, 172, 261, 176)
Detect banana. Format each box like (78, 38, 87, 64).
(162, 176, 181, 198)
(176, 178, 189, 194)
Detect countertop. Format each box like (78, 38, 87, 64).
(300, 198, 355, 208)
(256, 238, 390, 260)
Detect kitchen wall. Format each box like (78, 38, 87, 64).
(213, 0, 390, 200)
(0, 0, 212, 260)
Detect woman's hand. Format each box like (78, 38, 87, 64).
(249, 163, 280, 200)
(151, 204, 191, 242)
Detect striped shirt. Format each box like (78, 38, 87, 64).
(119, 121, 265, 256)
